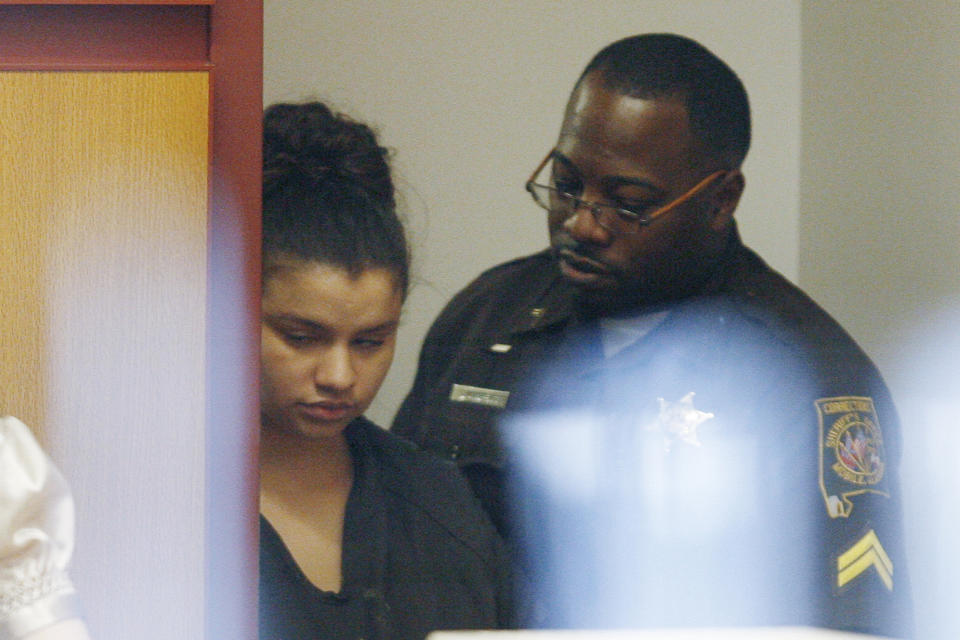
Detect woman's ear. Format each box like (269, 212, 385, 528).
(710, 170, 745, 231)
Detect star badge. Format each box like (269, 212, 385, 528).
(650, 391, 714, 452)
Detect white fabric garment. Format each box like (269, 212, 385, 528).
(0, 416, 82, 640)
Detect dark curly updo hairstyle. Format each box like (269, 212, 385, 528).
(262, 101, 409, 299)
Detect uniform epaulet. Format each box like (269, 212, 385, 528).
(719, 248, 870, 365)
(463, 249, 554, 288)
(439, 249, 564, 326)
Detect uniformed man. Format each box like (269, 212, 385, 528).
(393, 34, 911, 636)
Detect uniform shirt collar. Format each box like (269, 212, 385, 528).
(504, 226, 747, 338)
(504, 257, 578, 336)
(599, 310, 671, 359)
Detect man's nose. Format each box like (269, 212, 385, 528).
(564, 197, 611, 245)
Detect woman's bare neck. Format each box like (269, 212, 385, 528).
(259, 426, 354, 592)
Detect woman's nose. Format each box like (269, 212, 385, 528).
(314, 344, 355, 392)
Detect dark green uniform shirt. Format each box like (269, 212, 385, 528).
(393, 230, 912, 637)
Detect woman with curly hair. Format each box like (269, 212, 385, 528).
(257, 102, 512, 640)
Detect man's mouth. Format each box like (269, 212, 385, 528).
(559, 249, 609, 274)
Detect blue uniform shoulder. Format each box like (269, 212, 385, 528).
(720, 246, 872, 364)
(425, 249, 563, 342)
(471, 249, 554, 282)
(448, 249, 555, 307)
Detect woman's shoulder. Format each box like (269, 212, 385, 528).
(350, 417, 475, 501)
(350, 418, 498, 552)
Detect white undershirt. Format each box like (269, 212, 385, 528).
(598, 310, 670, 359)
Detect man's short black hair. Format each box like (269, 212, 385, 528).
(578, 33, 751, 168)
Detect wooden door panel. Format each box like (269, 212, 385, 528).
(1, 68, 209, 638)
(0, 2, 261, 638)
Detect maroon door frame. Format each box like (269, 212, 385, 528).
(0, 3, 263, 638)
(208, 3, 262, 639)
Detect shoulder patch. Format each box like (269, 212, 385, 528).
(817, 396, 890, 518)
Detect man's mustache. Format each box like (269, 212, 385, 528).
(551, 236, 616, 275)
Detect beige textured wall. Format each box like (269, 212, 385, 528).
(800, 3, 960, 638)
(0, 72, 208, 639)
(264, 0, 803, 426)
(799, 1, 960, 398)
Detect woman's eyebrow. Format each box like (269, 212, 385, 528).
(266, 313, 399, 335)
(264, 313, 326, 331)
(358, 320, 400, 335)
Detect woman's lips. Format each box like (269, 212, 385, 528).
(298, 401, 355, 422)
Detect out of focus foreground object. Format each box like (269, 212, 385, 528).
(428, 627, 888, 639)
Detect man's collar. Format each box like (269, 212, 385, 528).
(504, 225, 746, 335)
(504, 257, 578, 336)
(695, 223, 746, 297)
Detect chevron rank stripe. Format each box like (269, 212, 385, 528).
(837, 529, 893, 590)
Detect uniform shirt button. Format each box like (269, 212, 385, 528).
(450, 445, 461, 460)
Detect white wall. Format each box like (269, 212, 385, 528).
(799, 0, 960, 401)
(264, 0, 802, 425)
(800, 3, 960, 638)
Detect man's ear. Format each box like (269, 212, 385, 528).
(710, 170, 745, 231)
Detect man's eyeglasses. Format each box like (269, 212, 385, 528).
(525, 150, 727, 235)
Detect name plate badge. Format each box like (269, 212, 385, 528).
(449, 383, 510, 409)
